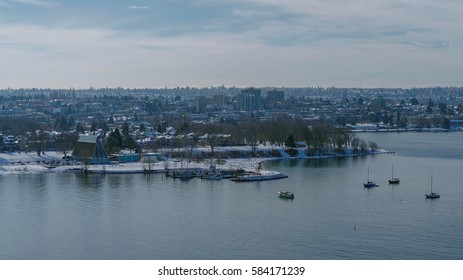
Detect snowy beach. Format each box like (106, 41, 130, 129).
(0, 145, 385, 177)
(0, 150, 272, 177)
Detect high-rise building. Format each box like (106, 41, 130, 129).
(238, 87, 261, 111)
(267, 89, 285, 105)
(194, 96, 208, 113)
(212, 94, 226, 107)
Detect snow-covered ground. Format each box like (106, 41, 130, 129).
(0, 150, 268, 176)
(1, 146, 385, 176)
(0, 151, 64, 175)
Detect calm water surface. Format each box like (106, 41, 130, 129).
(0, 132, 462, 259)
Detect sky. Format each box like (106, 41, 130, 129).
(0, 0, 462, 89)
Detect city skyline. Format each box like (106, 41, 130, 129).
(1, 0, 462, 89)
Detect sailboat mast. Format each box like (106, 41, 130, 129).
(431, 174, 433, 193)
(391, 164, 394, 179)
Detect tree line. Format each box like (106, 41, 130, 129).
(1, 115, 377, 158)
(158, 117, 378, 156)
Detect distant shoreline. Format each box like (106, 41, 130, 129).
(352, 128, 462, 133)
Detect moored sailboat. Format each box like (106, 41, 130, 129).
(388, 164, 400, 184)
(425, 174, 440, 199)
(364, 166, 378, 188)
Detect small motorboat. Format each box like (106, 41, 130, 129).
(278, 191, 294, 199)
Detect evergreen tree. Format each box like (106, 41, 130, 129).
(76, 122, 85, 134)
(122, 122, 130, 137)
(98, 120, 109, 132)
(157, 123, 162, 133)
(427, 98, 434, 107)
(54, 115, 69, 131)
(438, 103, 447, 114)
(285, 134, 296, 150)
(113, 128, 123, 148)
(104, 130, 122, 154)
(121, 122, 137, 151)
(68, 116, 75, 127)
(90, 120, 98, 132)
(443, 118, 450, 129)
(108, 114, 115, 124)
(66, 104, 73, 115)
(139, 123, 146, 132)
(426, 98, 434, 113)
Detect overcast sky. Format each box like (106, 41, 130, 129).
(1, 0, 462, 89)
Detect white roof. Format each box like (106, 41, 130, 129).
(77, 135, 98, 143)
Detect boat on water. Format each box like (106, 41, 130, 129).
(364, 166, 378, 188)
(278, 191, 294, 199)
(207, 174, 223, 180)
(364, 181, 378, 188)
(231, 173, 288, 182)
(388, 164, 400, 184)
(425, 174, 440, 199)
(176, 170, 195, 180)
(389, 177, 400, 184)
(206, 164, 223, 180)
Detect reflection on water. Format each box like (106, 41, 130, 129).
(75, 173, 106, 189)
(270, 156, 373, 169)
(107, 174, 123, 189)
(1, 132, 463, 260)
(301, 157, 349, 168)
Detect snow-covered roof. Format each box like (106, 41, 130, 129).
(77, 135, 99, 143)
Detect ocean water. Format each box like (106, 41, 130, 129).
(0, 132, 462, 259)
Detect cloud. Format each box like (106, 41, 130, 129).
(231, 9, 275, 17)
(1, 0, 55, 7)
(208, 0, 463, 52)
(1, 0, 463, 88)
(127, 5, 149, 10)
(408, 40, 453, 49)
(1, 22, 462, 89)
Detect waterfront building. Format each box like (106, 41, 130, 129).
(72, 135, 109, 164)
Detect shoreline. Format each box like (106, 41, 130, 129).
(352, 127, 462, 133)
(0, 148, 386, 178)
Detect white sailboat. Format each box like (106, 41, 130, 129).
(425, 174, 440, 199)
(388, 164, 400, 184)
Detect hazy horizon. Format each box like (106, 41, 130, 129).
(1, 85, 463, 91)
